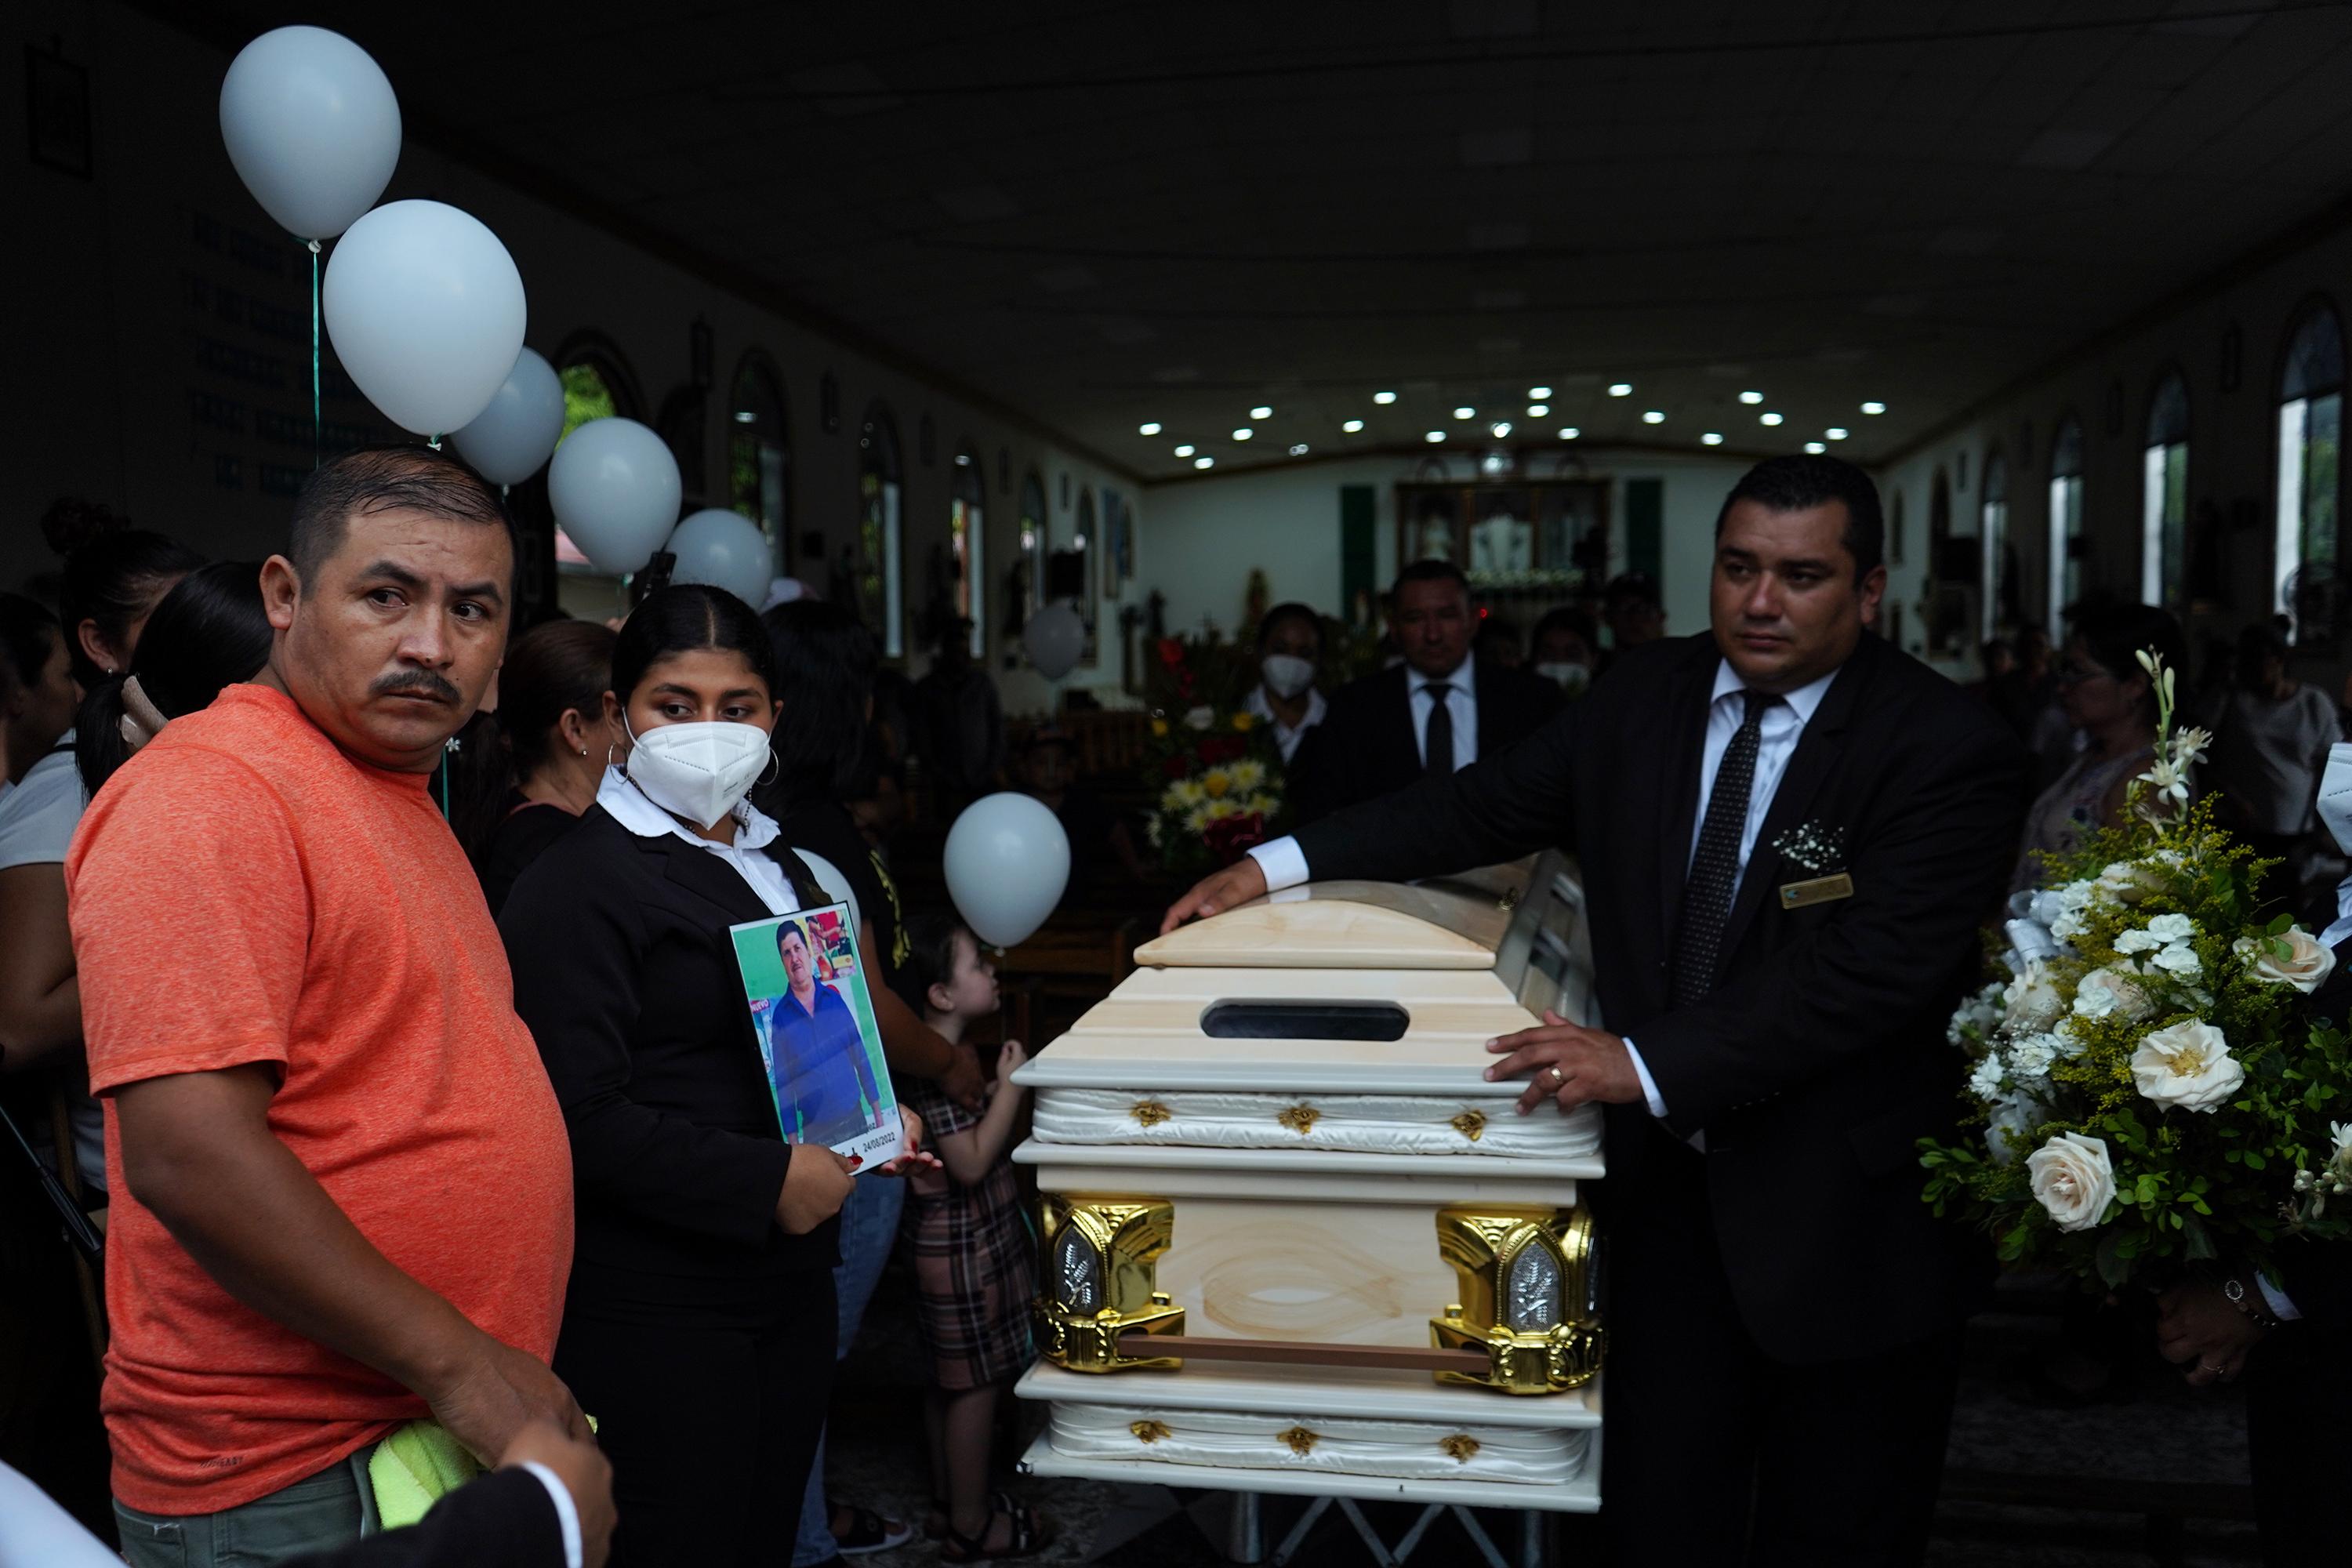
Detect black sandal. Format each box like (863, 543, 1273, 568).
(940, 1500, 1047, 1563)
(926, 1491, 1027, 1541)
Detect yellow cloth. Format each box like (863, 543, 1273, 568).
(368, 1421, 481, 1530)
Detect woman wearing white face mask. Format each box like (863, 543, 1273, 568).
(498, 586, 933, 1566)
(1242, 601, 1327, 764)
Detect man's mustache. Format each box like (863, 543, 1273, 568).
(372, 670, 463, 705)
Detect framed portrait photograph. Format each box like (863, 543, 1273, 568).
(731, 901, 902, 1168)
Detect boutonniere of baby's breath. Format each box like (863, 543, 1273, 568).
(1771, 821, 1846, 873)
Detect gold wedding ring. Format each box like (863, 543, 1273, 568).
(1548, 1065, 1568, 1087)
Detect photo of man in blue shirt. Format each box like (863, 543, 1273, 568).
(766, 918, 886, 1150)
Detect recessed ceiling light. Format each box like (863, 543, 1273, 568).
(1453, 405, 1475, 419)
(1608, 383, 1632, 397)
(1860, 401, 1887, 416)
(732, 410, 756, 424)
(1174, 444, 1195, 456)
(1425, 430, 1446, 443)
(1701, 433, 1724, 445)
(1232, 427, 1254, 441)
(1374, 390, 1398, 405)
(1825, 426, 1849, 441)
(1804, 441, 1826, 454)
(1527, 385, 1552, 399)
(1194, 456, 1215, 469)
(1642, 410, 1665, 424)
(1759, 412, 1784, 426)
(1288, 443, 1309, 456)
(1138, 421, 1162, 435)
(1490, 421, 1512, 437)
(1250, 405, 1273, 419)
(1558, 426, 1580, 440)
(1526, 403, 1549, 417)
(954, 452, 971, 466)
(1342, 419, 1365, 433)
(1738, 391, 1763, 405)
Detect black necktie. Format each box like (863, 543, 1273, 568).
(1421, 683, 1454, 779)
(1673, 690, 1779, 1007)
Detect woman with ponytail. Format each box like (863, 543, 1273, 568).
(74, 563, 272, 799)
(472, 619, 618, 917)
(42, 499, 203, 689)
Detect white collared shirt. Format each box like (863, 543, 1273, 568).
(597, 766, 800, 916)
(1408, 656, 1478, 772)
(1250, 655, 1846, 1127)
(1243, 683, 1330, 763)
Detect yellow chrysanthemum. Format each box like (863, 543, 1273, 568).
(1150, 718, 1170, 738)
(1232, 713, 1255, 731)
(1202, 770, 1231, 799)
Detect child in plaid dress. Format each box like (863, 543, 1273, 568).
(898, 915, 1045, 1561)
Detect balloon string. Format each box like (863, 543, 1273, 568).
(428, 434, 443, 451)
(307, 239, 322, 470)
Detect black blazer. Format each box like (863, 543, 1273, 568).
(499, 806, 837, 1316)
(1294, 632, 2027, 1362)
(1290, 659, 1560, 824)
(288, 1469, 561, 1568)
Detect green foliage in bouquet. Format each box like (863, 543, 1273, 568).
(1921, 651, 2352, 1291)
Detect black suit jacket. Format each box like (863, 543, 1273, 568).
(1291, 658, 1561, 824)
(1294, 631, 2027, 1362)
(499, 806, 837, 1317)
(288, 1469, 563, 1568)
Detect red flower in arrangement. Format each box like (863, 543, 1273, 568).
(1198, 735, 1246, 765)
(1156, 637, 1186, 669)
(1162, 754, 1191, 780)
(1203, 811, 1268, 866)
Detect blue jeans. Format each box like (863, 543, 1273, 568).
(792, 1171, 906, 1565)
(115, 1446, 381, 1568)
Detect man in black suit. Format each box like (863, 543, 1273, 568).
(1168, 456, 2026, 1566)
(1287, 559, 1559, 824)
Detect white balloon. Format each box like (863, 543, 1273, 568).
(1025, 602, 1086, 681)
(220, 26, 401, 240)
(450, 348, 564, 485)
(322, 200, 526, 436)
(945, 793, 1071, 949)
(667, 509, 774, 607)
(548, 419, 683, 575)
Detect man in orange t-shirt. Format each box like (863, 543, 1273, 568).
(67, 448, 581, 1566)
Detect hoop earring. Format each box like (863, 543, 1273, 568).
(757, 747, 781, 788)
(606, 742, 620, 769)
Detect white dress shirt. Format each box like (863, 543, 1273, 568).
(597, 766, 801, 916)
(1250, 657, 1842, 1126)
(1410, 656, 1479, 773)
(1243, 683, 1330, 764)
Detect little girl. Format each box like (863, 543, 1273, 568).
(898, 913, 1045, 1562)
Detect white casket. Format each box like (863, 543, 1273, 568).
(1011, 855, 1606, 1513)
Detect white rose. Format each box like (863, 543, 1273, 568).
(2002, 961, 2064, 1032)
(2130, 1020, 2244, 1112)
(2114, 928, 2163, 955)
(2150, 944, 2203, 978)
(2145, 913, 2196, 945)
(2234, 927, 2336, 994)
(2096, 861, 2156, 904)
(2027, 1131, 2117, 1232)
(1986, 1091, 2045, 1166)
(2074, 967, 2154, 1023)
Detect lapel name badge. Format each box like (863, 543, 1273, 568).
(1779, 873, 1854, 910)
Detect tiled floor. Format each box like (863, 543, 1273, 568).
(822, 1273, 2260, 1566)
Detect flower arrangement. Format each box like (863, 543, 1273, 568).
(1921, 650, 2352, 1290)
(1141, 637, 1287, 873)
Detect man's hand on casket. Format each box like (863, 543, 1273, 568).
(1160, 857, 1269, 934)
(1485, 1011, 1642, 1114)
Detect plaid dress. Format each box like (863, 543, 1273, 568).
(900, 1077, 1036, 1389)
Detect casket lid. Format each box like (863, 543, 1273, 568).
(1134, 859, 1534, 971)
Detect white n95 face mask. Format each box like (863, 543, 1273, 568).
(623, 719, 774, 829)
(1535, 661, 1592, 696)
(1261, 654, 1317, 699)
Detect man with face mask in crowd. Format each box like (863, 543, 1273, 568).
(1242, 601, 1327, 764)
(1530, 606, 1602, 699)
(66, 448, 597, 1565)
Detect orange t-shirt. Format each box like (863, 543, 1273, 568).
(66, 684, 573, 1515)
